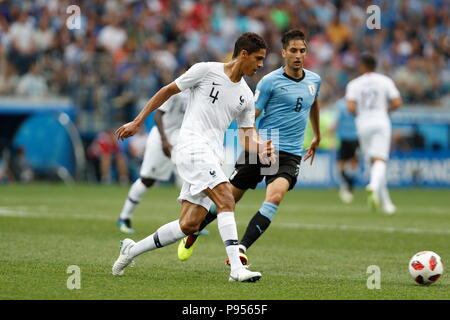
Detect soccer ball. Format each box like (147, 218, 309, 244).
(408, 251, 444, 285)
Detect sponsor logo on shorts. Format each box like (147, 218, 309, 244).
(229, 169, 238, 180)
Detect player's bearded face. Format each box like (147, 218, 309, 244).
(283, 39, 307, 71)
(243, 49, 266, 76)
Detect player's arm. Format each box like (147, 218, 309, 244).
(388, 97, 402, 113)
(249, 113, 275, 164)
(345, 81, 357, 115)
(247, 79, 270, 159)
(154, 110, 172, 157)
(116, 82, 181, 141)
(387, 78, 402, 113)
(238, 126, 270, 153)
(238, 127, 274, 164)
(304, 98, 321, 165)
(347, 100, 357, 115)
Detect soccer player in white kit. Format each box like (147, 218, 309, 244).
(117, 91, 188, 234)
(113, 33, 273, 282)
(346, 53, 402, 214)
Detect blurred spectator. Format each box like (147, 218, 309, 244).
(7, 11, 37, 75)
(269, 2, 290, 31)
(97, 14, 127, 53)
(0, 61, 19, 95)
(326, 15, 351, 52)
(33, 15, 54, 54)
(0, 0, 447, 133)
(15, 62, 48, 97)
(87, 129, 129, 184)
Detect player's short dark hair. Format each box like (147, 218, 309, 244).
(232, 32, 267, 58)
(360, 53, 377, 71)
(281, 29, 307, 49)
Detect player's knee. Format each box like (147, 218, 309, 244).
(265, 193, 284, 206)
(140, 177, 155, 188)
(179, 217, 200, 235)
(215, 195, 235, 213)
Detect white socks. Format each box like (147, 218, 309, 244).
(125, 211, 244, 274)
(217, 211, 243, 273)
(379, 175, 394, 208)
(370, 160, 394, 208)
(119, 179, 148, 220)
(129, 220, 186, 258)
(370, 160, 386, 192)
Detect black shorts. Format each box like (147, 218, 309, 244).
(229, 151, 301, 191)
(337, 139, 359, 160)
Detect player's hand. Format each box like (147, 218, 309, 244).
(304, 136, 320, 165)
(115, 121, 141, 141)
(162, 139, 173, 158)
(258, 139, 276, 165)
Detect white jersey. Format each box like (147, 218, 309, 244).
(345, 72, 400, 126)
(174, 62, 255, 160)
(159, 90, 189, 139)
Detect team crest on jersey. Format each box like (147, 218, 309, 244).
(308, 85, 315, 96)
(239, 95, 245, 106)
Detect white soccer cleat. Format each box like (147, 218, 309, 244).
(229, 266, 261, 283)
(112, 238, 136, 276)
(339, 186, 353, 204)
(382, 204, 397, 215)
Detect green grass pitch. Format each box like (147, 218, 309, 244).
(0, 183, 449, 300)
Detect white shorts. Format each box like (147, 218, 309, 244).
(357, 122, 391, 161)
(140, 127, 177, 181)
(174, 142, 228, 210)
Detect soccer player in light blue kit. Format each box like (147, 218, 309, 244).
(178, 29, 321, 265)
(332, 98, 359, 203)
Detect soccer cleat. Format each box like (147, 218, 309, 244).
(112, 238, 136, 276)
(229, 266, 261, 283)
(339, 186, 354, 204)
(382, 204, 397, 215)
(117, 218, 135, 234)
(225, 252, 249, 266)
(177, 236, 199, 261)
(366, 186, 380, 212)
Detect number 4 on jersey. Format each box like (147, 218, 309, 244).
(209, 87, 219, 104)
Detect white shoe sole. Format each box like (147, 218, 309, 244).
(229, 270, 262, 283)
(229, 275, 261, 283)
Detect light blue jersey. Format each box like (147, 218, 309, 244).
(334, 98, 358, 141)
(255, 67, 321, 156)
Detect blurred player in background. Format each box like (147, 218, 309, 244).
(178, 29, 321, 266)
(330, 98, 359, 204)
(125, 125, 148, 180)
(117, 91, 188, 234)
(112, 32, 273, 282)
(346, 53, 402, 214)
(87, 129, 129, 184)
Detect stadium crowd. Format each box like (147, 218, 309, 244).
(0, 0, 449, 129)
